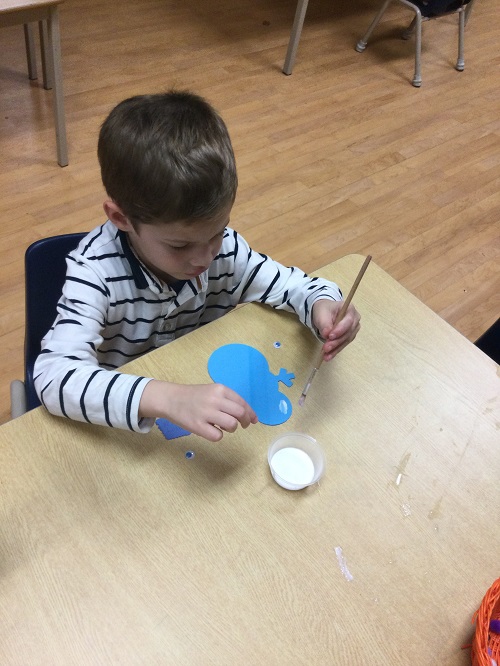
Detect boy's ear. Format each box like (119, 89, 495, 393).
(104, 200, 134, 232)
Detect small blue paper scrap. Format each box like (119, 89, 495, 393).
(207, 343, 295, 426)
(156, 419, 190, 440)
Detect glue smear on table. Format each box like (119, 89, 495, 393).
(271, 447, 315, 486)
(334, 546, 354, 582)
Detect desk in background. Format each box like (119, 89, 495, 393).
(0, 0, 68, 166)
(0, 255, 498, 665)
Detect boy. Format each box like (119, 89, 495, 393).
(34, 91, 360, 441)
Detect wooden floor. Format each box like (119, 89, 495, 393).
(0, 0, 499, 425)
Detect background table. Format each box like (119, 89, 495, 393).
(0, 0, 67, 166)
(0, 255, 498, 665)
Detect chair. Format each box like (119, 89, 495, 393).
(10, 233, 86, 419)
(474, 318, 500, 365)
(355, 0, 475, 87)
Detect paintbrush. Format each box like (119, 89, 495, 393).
(298, 255, 372, 406)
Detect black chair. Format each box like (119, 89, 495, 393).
(475, 318, 500, 365)
(355, 0, 476, 87)
(10, 232, 87, 418)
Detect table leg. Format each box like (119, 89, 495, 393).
(23, 23, 38, 80)
(282, 0, 310, 75)
(46, 6, 68, 166)
(39, 20, 53, 90)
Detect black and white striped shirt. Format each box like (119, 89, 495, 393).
(34, 222, 342, 431)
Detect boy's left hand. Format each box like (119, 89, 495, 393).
(312, 299, 361, 362)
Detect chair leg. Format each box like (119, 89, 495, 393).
(23, 23, 38, 80)
(456, 8, 465, 71)
(464, 0, 476, 26)
(10, 379, 28, 419)
(282, 0, 310, 75)
(401, 16, 416, 40)
(355, 0, 392, 53)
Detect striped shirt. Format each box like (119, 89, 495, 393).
(34, 221, 342, 432)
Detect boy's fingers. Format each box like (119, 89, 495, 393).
(196, 423, 224, 442)
(225, 389, 258, 425)
(208, 408, 254, 435)
(329, 320, 360, 340)
(322, 321, 361, 359)
(330, 310, 360, 339)
(216, 412, 239, 433)
(208, 393, 257, 431)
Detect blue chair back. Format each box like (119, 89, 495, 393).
(24, 233, 86, 411)
(475, 318, 500, 365)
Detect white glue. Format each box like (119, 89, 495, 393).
(270, 447, 315, 487)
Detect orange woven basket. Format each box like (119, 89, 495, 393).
(471, 578, 500, 666)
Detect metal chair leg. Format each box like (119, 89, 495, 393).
(282, 0, 310, 75)
(10, 379, 28, 419)
(456, 7, 465, 71)
(401, 16, 416, 40)
(355, 0, 392, 53)
(464, 0, 476, 26)
(356, 0, 471, 87)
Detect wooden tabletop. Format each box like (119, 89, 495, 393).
(0, 0, 64, 28)
(0, 0, 63, 14)
(0, 255, 498, 665)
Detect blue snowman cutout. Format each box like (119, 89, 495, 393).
(207, 343, 295, 426)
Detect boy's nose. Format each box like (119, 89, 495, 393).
(190, 244, 214, 267)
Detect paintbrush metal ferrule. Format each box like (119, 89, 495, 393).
(299, 366, 318, 406)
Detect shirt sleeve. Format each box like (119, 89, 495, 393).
(34, 253, 155, 432)
(229, 231, 343, 333)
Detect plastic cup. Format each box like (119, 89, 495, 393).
(268, 432, 325, 490)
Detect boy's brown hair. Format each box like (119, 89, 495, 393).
(98, 91, 238, 226)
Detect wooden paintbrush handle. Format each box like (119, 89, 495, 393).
(338, 254, 372, 320)
(315, 255, 372, 369)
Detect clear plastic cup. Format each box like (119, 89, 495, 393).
(268, 432, 325, 490)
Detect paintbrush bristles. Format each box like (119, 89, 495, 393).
(298, 255, 372, 406)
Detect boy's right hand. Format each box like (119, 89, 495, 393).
(139, 380, 258, 442)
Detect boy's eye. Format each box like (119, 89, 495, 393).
(165, 230, 224, 251)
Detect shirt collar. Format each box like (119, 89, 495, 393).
(117, 230, 205, 296)
(118, 230, 162, 292)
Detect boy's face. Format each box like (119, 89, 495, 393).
(119, 204, 232, 284)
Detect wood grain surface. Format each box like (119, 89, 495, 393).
(0, 255, 498, 665)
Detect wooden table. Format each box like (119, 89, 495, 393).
(1, 255, 498, 665)
(0, 0, 68, 166)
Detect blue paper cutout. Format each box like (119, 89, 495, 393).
(207, 343, 295, 426)
(156, 418, 191, 440)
